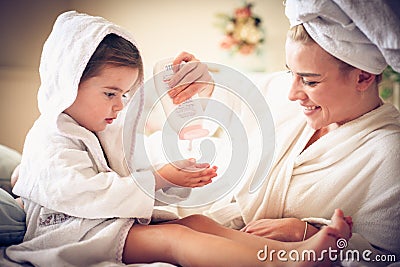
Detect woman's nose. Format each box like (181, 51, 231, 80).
(288, 76, 307, 102)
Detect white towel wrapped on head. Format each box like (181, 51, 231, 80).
(285, 0, 400, 74)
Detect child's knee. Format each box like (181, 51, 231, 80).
(159, 223, 194, 242)
(179, 214, 225, 233)
(183, 214, 217, 226)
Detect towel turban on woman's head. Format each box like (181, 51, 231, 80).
(285, 0, 400, 74)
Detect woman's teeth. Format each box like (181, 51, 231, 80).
(304, 106, 320, 110)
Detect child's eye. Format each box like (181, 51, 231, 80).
(104, 92, 116, 98)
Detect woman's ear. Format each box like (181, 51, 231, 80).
(356, 70, 376, 92)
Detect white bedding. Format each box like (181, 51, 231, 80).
(0, 247, 174, 267)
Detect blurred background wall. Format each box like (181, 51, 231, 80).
(0, 0, 289, 152)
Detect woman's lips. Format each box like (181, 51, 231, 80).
(302, 105, 321, 115)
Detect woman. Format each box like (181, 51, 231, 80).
(234, 0, 400, 265)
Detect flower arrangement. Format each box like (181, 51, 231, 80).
(380, 66, 400, 98)
(379, 66, 400, 109)
(216, 2, 264, 55)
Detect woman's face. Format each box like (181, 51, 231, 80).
(64, 65, 139, 132)
(285, 38, 361, 130)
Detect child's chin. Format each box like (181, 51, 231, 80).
(91, 125, 107, 132)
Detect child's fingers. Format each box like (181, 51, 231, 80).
(190, 178, 213, 188)
(197, 168, 217, 178)
(184, 163, 215, 170)
(192, 172, 217, 185)
(199, 172, 217, 181)
(193, 162, 210, 169)
(172, 158, 196, 170)
(183, 166, 217, 177)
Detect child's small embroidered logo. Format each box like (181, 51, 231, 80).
(39, 213, 71, 227)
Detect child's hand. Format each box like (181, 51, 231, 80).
(155, 158, 217, 189)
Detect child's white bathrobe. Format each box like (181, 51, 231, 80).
(7, 11, 188, 266)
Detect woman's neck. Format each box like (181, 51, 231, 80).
(335, 81, 383, 126)
(303, 123, 339, 151)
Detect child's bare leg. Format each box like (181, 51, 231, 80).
(122, 223, 267, 266)
(123, 209, 351, 266)
(163, 209, 351, 265)
(164, 214, 283, 251)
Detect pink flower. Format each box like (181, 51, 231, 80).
(220, 35, 236, 49)
(239, 44, 255, 55)
(217, 2, 263, 55)
(235, 6, 252, 18)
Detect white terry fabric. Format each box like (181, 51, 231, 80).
(235, 72, 400, 262)
(7, 11, 187, 266)
(285, 0, 400, 74)
(37, 11, 142, 124)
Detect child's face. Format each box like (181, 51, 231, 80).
(64, 64, 139, 132)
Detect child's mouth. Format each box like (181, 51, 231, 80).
(105, 118, 114, 124)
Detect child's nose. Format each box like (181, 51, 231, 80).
(113, 97, 124, 112)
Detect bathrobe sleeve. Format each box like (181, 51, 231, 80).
(21, 134, 157, 219)
(129, 132, 191, 206)
(12, 119, 193, 227)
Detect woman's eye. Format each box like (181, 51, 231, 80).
(123, 90, 131, 98)
(302, 79, 318, 87)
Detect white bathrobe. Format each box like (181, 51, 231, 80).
(235, 72, 400, 264)
(6, 11, 188, 267)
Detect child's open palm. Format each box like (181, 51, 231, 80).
(155, 159, 217, 189)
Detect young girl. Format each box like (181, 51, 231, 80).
(7, 11, 352, 266)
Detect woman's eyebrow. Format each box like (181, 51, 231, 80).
(285, 64, 321, 77)
(104, 86, 122, 91)
(297, 72, 321, 77)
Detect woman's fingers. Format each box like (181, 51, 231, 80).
(166, 58, 212, 104)
(172, 51, 197, 66)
